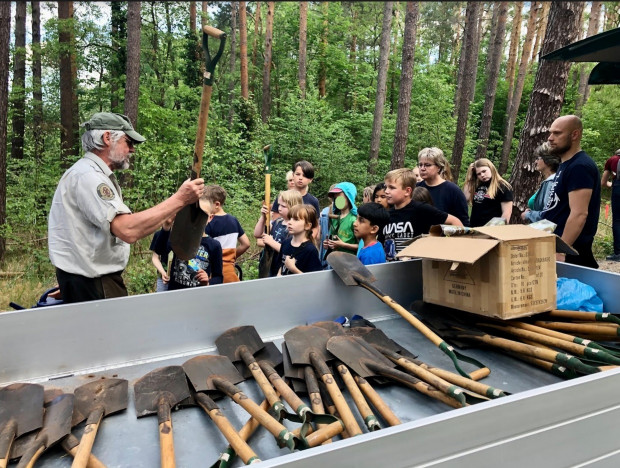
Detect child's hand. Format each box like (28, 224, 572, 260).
(520, 209, 530, 221)
(262, 234, 274, 247)
(260, 204, 269, 217)
(162, 273, 170, 283)
(195, 269, 210, 286)
(330, 235, 343, 249)
(284, 255, 297, 270)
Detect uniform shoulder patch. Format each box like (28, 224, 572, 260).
(97, 183, 116, 201)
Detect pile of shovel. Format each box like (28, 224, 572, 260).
(411, 301, 620, 380)
(0, 378, 127, 468)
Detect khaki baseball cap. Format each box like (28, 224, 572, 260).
(81, 112, 146, 143)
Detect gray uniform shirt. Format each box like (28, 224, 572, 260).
(48, 152, 132, 277)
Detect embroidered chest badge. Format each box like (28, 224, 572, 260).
(97, 183, 116, 201)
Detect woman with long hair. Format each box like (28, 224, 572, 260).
(464, 158, 514, 227)
(417, 147, 470, 226)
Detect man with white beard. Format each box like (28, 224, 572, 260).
(48, 112, 204, 303)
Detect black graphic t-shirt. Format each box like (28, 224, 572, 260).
(469, 183, 513, 227)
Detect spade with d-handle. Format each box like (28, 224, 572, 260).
(327, 252, 488, 379)
(182, 354, 297, 451)
(11, 393, 73, 468)
(134, 366, 191, 468)
(0, 383, 44, 468)
(170, 26, 227, 260)
(71, 378, 128, 468)
(258, 145, 275, 279)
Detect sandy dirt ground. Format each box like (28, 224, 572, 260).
(597, 258, 620, 274)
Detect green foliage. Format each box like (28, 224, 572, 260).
(581, 85, 620, 167)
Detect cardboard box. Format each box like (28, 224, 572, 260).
(396, 225, 564, 320)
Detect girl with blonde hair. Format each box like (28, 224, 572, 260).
(254, 189, 303, 277)
(278, 204, 322, 275)
(464, 158, 514, 227)
(417, 147, 470, 226)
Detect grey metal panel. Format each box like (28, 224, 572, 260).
(0, 261, 423, 384)
(256, 369, 620, 468)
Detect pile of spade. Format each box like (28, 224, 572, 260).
(411, 301, 620, 380)
(0, 378, 127, 468)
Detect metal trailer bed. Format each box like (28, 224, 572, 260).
(1, 260, 619, 467)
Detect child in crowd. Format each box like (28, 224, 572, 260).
(319, 184, 337, 268)
(372, 182, 389, 210)
(271, 170, 296, 222)
(278, 204, 322, 275)
(464, 158, 514, 227)
(411, 186, 434, 205)
(354, 202, 390, 266)
(204, 185, 250, 283)
(412, 167, 423, 183)
(362, 185, 375, 203)
(152, 197, 223, 290)
(382, 168, 463, 260)
(254, 189, 303, 277)
(150, 215, 174, 292)
(323, 182, 359, 257)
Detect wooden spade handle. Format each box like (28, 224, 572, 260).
(71, 407, 104, 468)
(61, 434, 108, 468)
(239, 348, 281, 408)
(534, 321, 620, 337)
(195, 394, 260, 464)
(354, 376, 401, 426)
(417, 363, 501, 399)
(262, 363, 308, 418)
(265, 174, 271, 234)
(310, 354, 363, 437)
(336, 363, 380, 431)
(158, 420, 175, 468)
(550, 310, 620, 325)
(215, 379, 294, 449)
(304, 421, 345, 447)
(17, 442, 45, 468)
(0, 421, 17, 468)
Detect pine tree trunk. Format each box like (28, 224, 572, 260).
(239, 1, 249, 99)
(261, 2, 274, 123)
(575, 1, 602, 115)
(505, 1, 523, 106)
(228, 2, 237, 125)
(32, 1, 43, 162)
(498, 1, 540, 175)
(190, 1, 196, 32)
(124, 1, 141, 127)
(58, 1, 78, 166)
(391, 2, 419, 170)
(475, 1, 508, 160)
(251, 1, 261, 93)
(10, 1, 27, 161)
(0, 2, 11, 262)
(531, 2, 550, 63)
(508, 1, 585, 223)
(318, 2, 328, 98)
(368, 1, 393, 177)
(451, 1, 481, 179)
(202, 1, 208, 27)
(298, 1, 308, 99)
(389, 7, 400, 114)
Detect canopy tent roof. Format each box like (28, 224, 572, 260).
(541, 27, 620, 85)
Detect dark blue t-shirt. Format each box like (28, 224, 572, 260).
(279, 238, 322, 275)
(542, 150, 601, 244)
(268, 218, 290, 277)
(417, 180, 470, 226)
